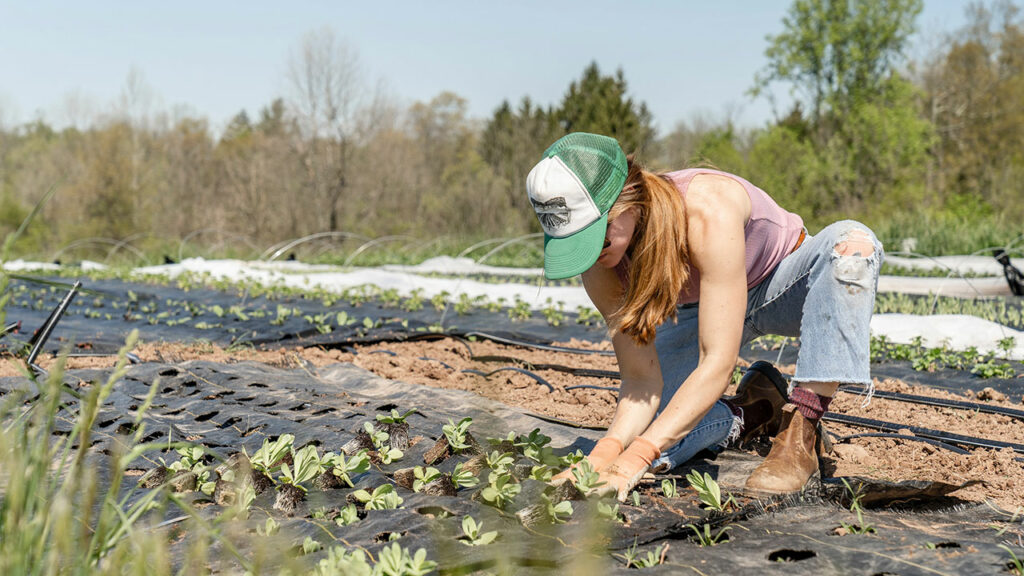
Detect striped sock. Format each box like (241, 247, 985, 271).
(789, 387, 832, 421)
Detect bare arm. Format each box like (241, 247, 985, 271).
(581, 264, 663, 446)
(637, 175, 749, 450)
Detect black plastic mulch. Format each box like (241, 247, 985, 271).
(1, 360, 1019, 575)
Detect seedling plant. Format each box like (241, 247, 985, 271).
(459, 515, 498, 546)
(686, 470, 737, 512)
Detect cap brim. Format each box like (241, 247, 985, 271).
(543, 213, 608, 280)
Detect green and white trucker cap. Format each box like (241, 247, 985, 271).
(527, 132, 628, 279)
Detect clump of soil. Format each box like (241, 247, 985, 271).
(378, 421, 410, 451)
(274, 484, 305, 516)
(138, 466, 169, 489)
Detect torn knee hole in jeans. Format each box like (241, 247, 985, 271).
(832, 229, 876, 291)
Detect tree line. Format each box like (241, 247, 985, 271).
(0, 0, 1021, 261)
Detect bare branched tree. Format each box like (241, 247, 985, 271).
(286, 27, 364, 232)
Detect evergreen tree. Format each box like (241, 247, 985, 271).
(557, 62, 654, 154)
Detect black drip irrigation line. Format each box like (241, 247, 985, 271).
(565, 384, 619, 392)
(840, 384, 1024, 422)
(460, 367, 554, 392)
(461, 331, 614, 356)
(834, 433, 971, 455)
(470, 355, 620, 379)
(418, 357, 454, 370)
(823, 412, 1024, 455)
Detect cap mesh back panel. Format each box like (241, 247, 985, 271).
(546, 133, 626, 213)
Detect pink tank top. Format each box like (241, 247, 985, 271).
(615, 168, 804, 304)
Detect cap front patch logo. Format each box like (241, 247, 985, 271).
(531, 196, 571, 231)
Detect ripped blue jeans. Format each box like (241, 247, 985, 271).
(649, 220, 884, 473)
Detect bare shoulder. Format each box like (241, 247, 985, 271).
(686, 173, 751, 223)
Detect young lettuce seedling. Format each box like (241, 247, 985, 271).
(484, 451, 515, 475)
(451, 462, 479, 489)
(280, 445, 323, 491)
(460, 516, 498, 546)
(376, 408, 416, 425)
(412, 466, 442, 492)
(335, 503, 360, 527)
(326, 449, 371, 487)
(363, 422, 390, 450)
(352, 484, 404, 511)
(542, 493, 573, 524)
(686, 470, 736, 511)
(662, 478, 678, 498)
(480, 471, 521, 510)
(571, 459, 605, 494)
(248, 434, 295, 475)
(442, 417, 473, 452)
(379, 446, 404, 465)
(376, 542, 437, 576)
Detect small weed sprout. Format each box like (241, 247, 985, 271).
(352, 484, 404, 511)
(412, 466, 442, 492)
(685, 523, 731, 547)
(442, 417, 473, 452)
(616, 538, 670, 568)
(839, 479, 877, 535)
(460, 516, 498, 546)
(685, 470, 736, 512)
(1000, 545, 1023, 576)
(631, 490, 641, 507)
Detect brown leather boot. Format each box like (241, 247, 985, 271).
(729, 361, 789, 444)
(743, 404, 820, 497)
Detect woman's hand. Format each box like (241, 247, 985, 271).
(593, 437, 661, 501)
(550, 436, 623, 484)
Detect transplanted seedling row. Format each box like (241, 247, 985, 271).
(136, 406, 736, 571)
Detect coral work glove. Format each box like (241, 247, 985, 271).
(594, 437, 660, 502)
(550, 436, 623, 485)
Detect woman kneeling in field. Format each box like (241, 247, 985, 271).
(527, 133, 882, 500)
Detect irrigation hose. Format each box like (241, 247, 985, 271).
(832, 433, 971, 455)
(460, 367, 555, 392)
(822, 412, 1024, 454)
(459, 345, 1024, 421)
(461, 331, 615, 356)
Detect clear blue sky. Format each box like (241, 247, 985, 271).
(0, 1, 971, 134)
